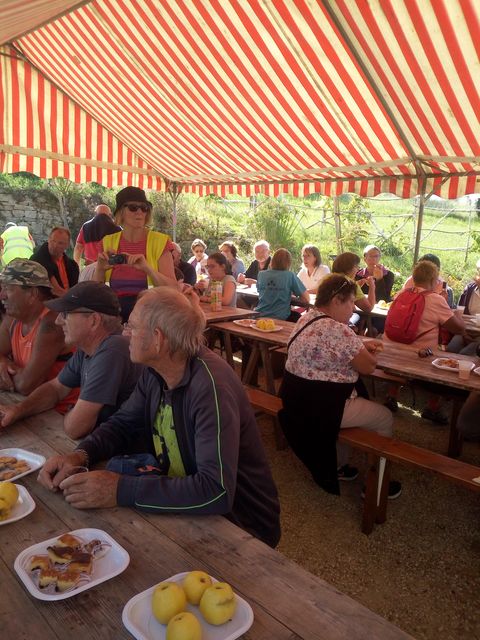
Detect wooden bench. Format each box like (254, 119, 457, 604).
(245, 386, 287, 450)
(244, 387, 480, 534)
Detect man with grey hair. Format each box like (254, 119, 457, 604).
(38, 287, 281, 548)
(0, 281, 143, 438)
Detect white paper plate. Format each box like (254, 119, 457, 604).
(0, 448, 46, 482)
(431, 358, 474, 372)
(122, 571, 254, 640)
(0, 484, 35, 526)
(14, 527, 129, 601)
(473, 367, 480, 377)
(232, 319, 253, 327)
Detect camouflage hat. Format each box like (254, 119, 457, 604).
(0, 259, 52, 288)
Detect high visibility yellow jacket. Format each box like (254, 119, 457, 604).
(1, 226, 35, 265)
(102, 230, 169, 287)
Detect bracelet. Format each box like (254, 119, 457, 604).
(75, 449, 90, 469)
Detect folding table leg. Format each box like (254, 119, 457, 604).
(259, 343, 276, 395)
(447, 396, 464, 458)
(222, 333, 234, 368)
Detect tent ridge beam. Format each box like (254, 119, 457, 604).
(175, 169, 480, 189)
(0, 144, 163, 177)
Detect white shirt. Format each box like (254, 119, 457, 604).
(297, 264, 330, 291)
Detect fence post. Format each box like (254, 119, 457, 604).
(333, 196, 343, 254)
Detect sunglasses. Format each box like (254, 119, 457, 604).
(125, 203, 150, 213)
(330, 280, 349, 299)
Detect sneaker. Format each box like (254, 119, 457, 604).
(337, 464, 359, 481)
(421, 407, 448, 425)
(384, 396, 398, 412)
(361, 480, 402, 500)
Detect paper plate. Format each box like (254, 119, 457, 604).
(0, 484, 35, 526)
(0, 448, 46, 482)
(122, 571, 254, 640)
(432, 358, 474, 372)
(14, 527, 129, 601)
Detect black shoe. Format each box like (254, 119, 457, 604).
(421, 407, 448, 425)
(384, 396, 398, 412)
(361, 480, 402, 500)
(337, 464, 359, 482)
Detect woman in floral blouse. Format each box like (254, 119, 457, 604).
(280, 273, 400, 498)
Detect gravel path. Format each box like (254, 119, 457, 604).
(260, 386, 480, 640)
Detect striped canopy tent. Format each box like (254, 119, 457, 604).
(0, 0, 479, 201)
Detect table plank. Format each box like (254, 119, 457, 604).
(202, 306, 259, 324)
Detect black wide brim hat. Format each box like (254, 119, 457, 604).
(114, 186, 152, 215)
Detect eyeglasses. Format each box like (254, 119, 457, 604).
(60, 311, 93, 320)
(125, 203, 150, 213)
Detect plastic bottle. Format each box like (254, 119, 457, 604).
(210, 281, 222, 311)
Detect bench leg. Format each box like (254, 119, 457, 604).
(273, 416, 288, 450)
(375, 458, 391, 525)
(362, 453, 380, 535)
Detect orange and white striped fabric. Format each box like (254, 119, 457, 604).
(0, 0, 479, 198)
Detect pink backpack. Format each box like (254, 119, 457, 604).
(384, 289, 433, 344)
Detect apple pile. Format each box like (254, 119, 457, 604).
(151, 570, 237, 639)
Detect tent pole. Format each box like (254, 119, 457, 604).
(413, 176, 426, 264)
(169, 182, 179, 242)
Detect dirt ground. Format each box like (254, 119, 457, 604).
(259, 385, 480, 640)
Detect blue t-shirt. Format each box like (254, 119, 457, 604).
(255, 270, 306, 320)
(58, 334, 143, 427)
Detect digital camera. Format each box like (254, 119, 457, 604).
(108, 253, 128, 265)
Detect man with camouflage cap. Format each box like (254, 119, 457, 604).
(0, 259, 78, 411)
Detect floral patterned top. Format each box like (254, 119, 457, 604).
(285, 309, 364, 383)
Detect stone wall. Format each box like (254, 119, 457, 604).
(0, 188, 93, 246)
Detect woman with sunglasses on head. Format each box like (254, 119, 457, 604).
(95, 187, 176, 321)
(279, 273, 400, 498)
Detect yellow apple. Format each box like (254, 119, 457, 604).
(0, 482, 18, 508)
(199, 582, 236, 625)
(151, 581, 187, 624)
(182, 570, 212, 605)
(0, 497, 11, 521)
(166, 611, 202, 640)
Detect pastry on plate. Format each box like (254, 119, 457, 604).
(47, 545, 75, 564)
(69, 552, 93, 574)
(56, 533, 83, 549)
(56, 571, 81, 592)
(29, 555, 51, 572)
(38, 569, 59, 589)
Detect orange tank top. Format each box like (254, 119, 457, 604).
(10, 309, 79, 413)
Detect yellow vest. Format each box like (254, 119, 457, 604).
(1, 226, 35, 266)
(102, 230, 169, 287)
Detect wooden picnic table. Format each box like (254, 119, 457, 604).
(0, 396, 413, 640)
(209, 319, 292, 393)
(371, 340, 480, 456)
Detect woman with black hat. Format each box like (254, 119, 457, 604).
(95, 186, 176, 321)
